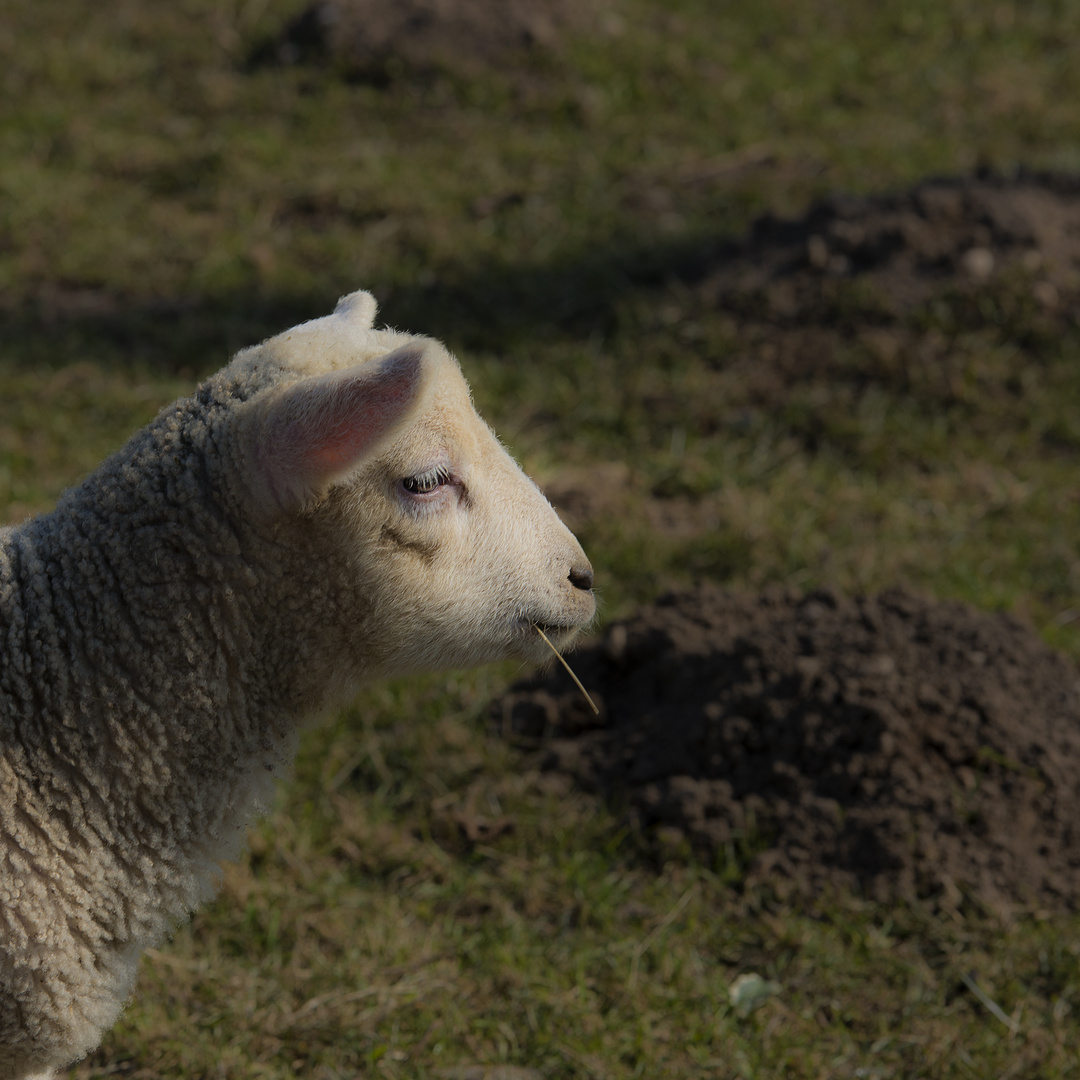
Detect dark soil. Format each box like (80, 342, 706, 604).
(704, 169, 1080, 318)
(506, 171, 1080, 914)
(689, 169, 1080, 422)
(254, 0, 611, 79)
(494, 585, 1080, 912)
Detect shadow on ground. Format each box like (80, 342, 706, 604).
(6, 168, 1080, 382)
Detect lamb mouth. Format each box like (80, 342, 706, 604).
(520, 614, 580, 635)
(518, 616, 587, 651)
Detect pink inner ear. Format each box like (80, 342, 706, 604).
(257, 344, 428, 511)
(305, 366, 419, 470)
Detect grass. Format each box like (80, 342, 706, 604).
(72, 680, 1080, 1079)
(4, 0, 1080, 1075)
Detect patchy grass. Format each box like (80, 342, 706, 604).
(3, 0, 1080, 1076)
(71, 677, 1080, 1079)
(0, 365, 186, 523)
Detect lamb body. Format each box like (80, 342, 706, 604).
(0, 291, 595, 1079)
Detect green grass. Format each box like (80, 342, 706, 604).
(4, 0, 1080, 1075)
(74, 680, 1080, 1079)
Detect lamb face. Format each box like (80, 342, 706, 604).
(333, 350, 596, 674)
(230, 292, 596, 688)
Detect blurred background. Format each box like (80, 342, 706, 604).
(5, 1, 1080, 1076)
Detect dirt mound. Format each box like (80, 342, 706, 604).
(495, 585, 1080, 911)
(254, 0, 611, 79)
(709, 169, 1080, 310)
(688, 170, 1080, 419)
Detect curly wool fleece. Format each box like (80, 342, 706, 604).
(0, 290, 595, 1078)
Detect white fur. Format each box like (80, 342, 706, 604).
(0, 291, 594, 1078)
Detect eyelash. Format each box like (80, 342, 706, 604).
(401, 465, 452, 496)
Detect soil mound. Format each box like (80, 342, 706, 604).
(254, 0, 609, 79)
(495, 585, 1080, 911)
(689, 170, 1080, 419)
(710, 169, 1080, 311)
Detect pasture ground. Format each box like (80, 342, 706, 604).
(4, 0, 1080, 1075)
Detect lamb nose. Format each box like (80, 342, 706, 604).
(568, 563, 594, 591)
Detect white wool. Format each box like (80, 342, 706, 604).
(0, 290, 594, 1079)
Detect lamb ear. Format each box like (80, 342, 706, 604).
(247, 342, 431, 514)
(333, 289, 378, 328)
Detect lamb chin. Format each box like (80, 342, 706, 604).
(528, 619, 584, 652)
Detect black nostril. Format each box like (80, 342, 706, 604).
(568, 564, 594, 591)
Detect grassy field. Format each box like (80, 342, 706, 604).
(5, 0, 1080, 1076)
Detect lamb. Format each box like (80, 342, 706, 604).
(0, 289, 596, 1080)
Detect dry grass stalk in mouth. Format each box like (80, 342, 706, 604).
(532, 622, 599, 715)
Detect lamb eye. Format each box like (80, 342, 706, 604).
(402, 466, 450, 495)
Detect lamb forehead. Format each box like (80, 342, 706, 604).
(260, 288, 411, 376)
(252, 319, 416, 378)
(220, 287, 466, 389)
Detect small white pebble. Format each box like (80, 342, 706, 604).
(960, 247, 995, 279)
